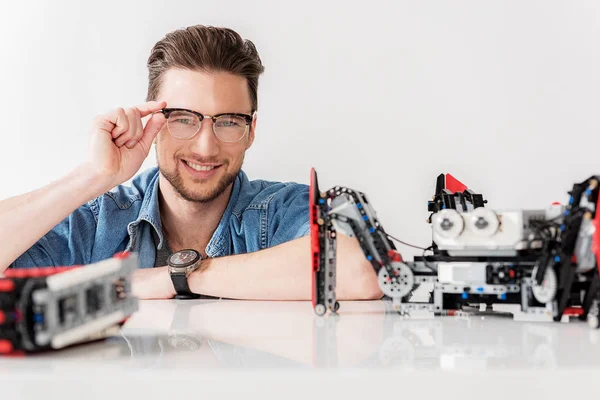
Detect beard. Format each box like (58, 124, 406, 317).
(158, 155, 242, 204)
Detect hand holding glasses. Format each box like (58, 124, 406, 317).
(86, 100, 167, 192)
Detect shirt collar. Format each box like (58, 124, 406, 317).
(205, 171, 244, 257)
(131, 169, 165, 249)
(129, 168, 245, 257)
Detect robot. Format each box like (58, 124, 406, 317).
(0, 252, 139, 354)
(310, 168, 600, 328)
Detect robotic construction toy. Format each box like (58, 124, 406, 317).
(0, 252, 139, 355)
(310, 168, 600, 329)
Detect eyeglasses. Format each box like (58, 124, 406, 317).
(158, 108, 255, 143)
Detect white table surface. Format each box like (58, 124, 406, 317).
(2, 299, 600, 399)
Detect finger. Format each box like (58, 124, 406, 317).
(138, 112, 166, 152)
(93, 115, 117, 136)
(106, 108, 129, 139)
(115, 108, 140, 148)
(125, 109, 144, 149)
(135, 100, 167, 118)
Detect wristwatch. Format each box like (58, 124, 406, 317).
(167, 249, 202, 299)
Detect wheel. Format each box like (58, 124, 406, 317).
(378, 261, 415, 299)
(432, 209, 464, 239)
(333, 301, 340, 313)
(315, 304, 326, 316)
(469, 208, 500, 237)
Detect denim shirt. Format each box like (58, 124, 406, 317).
(10, 167, 310, 269)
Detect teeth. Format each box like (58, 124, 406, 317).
(185, 161, 216, 171)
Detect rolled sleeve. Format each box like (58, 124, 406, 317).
(267, 184, 310, 248)
(10, 202, 98, 269)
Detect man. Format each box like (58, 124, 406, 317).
(0, 25, 381, 301)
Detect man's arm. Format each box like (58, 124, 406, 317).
(0, 165, 105, 271)
(133, 233, 384, 300)
(0, 101, 166, 272)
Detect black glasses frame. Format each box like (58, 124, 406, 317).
(159, 108, 254, 125)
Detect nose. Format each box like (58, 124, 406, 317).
(188, 118, 220, 158)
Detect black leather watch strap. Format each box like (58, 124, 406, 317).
(171, 273, 200, 299)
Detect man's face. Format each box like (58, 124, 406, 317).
(155, 69, 256, 203)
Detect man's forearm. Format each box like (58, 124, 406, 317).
(0, 164, 109, 272)
(188, 234, 383, 301)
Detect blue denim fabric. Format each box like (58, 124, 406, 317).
(10, 167, 310, 269)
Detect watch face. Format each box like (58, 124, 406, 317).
(169, 250, 199, 267)
(167, 335, 202, 351)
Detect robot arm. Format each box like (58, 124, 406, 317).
(328, 189, 400, 275)
(310, 168, 403, 315)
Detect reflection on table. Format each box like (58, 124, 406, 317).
(1, 299, 600, 372)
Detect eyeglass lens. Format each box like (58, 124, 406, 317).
(166, 110, 247, 142)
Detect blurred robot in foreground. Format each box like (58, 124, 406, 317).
(0, 252, 138, 354)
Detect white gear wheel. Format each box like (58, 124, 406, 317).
(379, 261, 415, 299)
(469, 208, 500, 237)
(433, 209, 464, 239)
(531, 266, 558, 304)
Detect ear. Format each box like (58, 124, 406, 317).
(246, 112, 257, 150)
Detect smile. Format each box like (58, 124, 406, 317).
(184, 160, 218, 171)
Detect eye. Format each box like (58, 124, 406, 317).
(215, 115, 245, 128)
(172, 118, 196, 125)
(167, 110, 199, 127)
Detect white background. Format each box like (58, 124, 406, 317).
(1, 0, 599, 257)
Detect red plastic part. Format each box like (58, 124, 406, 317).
(387, 250, 402, 262)
(564, 307, 584, 316)
(2, 266, 80, 279)
(2, 351, 25, 357)
(0, 279, 15, 292)
(2, 269, 26, 279)
(593, 192, 600, 277)
(445, 174, 468, 194)
(309, 168, 319, 308)
(114, 251, 130, 259)
(0, 340, 13, 354)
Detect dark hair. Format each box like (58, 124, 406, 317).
(146, 25, 265, 111)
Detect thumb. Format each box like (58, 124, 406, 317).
(139, 112, 166, 152)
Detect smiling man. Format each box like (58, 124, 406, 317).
(0, 25, 381, 301)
